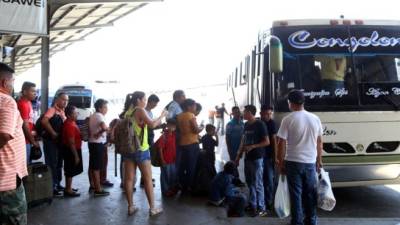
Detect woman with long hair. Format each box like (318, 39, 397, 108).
(122, 91, 167, 216)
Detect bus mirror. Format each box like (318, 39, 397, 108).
(269, 36, 283, 73)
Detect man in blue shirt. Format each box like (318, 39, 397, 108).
(167, 90, 185, 120)
(225, 106, 244, 161)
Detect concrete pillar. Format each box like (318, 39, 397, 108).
(41, 36, 50, 113)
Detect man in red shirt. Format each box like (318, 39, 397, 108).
(17, 81, 39, 164)
(0, 62, 28, 225)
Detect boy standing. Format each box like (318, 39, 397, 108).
(157, 119, 178, 196)
(200, 124, 218, 172)
(235, 105, 270, 217)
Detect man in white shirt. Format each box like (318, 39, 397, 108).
(276, 90, 323, 225)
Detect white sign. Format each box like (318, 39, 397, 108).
(0, 0, 47, 35)
(288, 30, 400, 52)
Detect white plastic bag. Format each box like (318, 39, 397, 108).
(317, 168, 336, 211)
(274, 175, 291, 218)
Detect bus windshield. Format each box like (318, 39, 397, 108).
(276, 53, 400, 111)
(272, 24, 400, 111)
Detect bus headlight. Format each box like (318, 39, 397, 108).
(356, 144, 364, 152)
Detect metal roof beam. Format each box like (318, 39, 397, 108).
(17, 39, 84, 49)
(51, 23, 113, 31)
(53, 0, 160, 5)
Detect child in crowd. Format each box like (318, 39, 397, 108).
(200, 124, 218, 172)
(157, 119, 178, 197)
(209, 161, 246, 217)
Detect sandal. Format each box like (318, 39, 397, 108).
(149, 207, 163, 216)
(128, 205, 139, 216)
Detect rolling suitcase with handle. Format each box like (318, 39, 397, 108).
(23, 162, 53, 208)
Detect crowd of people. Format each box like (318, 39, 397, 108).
(0, 61, 323, 225)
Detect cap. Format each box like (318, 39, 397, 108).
(288, 89, 305, 105)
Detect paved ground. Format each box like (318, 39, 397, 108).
(27, 142, 400, 225)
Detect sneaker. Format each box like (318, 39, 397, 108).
(208, 198, 225, 207)
(149, 207, 163, 217)
(94, 190, 110, 197)
(64, 191, 81, 198)
(245, 205, 254, 212)
(249, 208, 258, 217)
(56, 185, 65, 191)
(101, 181, 114, 188)
(258, 210, 268, 217)
(53, 190, 63, 197)
(128, 205, 139, 216)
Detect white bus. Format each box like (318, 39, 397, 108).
(55, 84, 94, 125)
(227, 19, 400, 187)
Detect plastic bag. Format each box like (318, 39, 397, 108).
(274, 175, 291, 218)
(317, 168, 336, 211)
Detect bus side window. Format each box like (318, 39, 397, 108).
(235, 67, 238, 87)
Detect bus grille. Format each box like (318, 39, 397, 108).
(323, 143, 355, 154)
(366, 142, 400, 153)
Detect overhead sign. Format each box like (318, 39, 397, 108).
(0, 0, 47, 35)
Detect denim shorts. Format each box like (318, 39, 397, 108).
(122, 149, 150, 164)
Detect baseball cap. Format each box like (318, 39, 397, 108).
(288, 89, 305, 105)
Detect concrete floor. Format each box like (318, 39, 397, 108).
(27, 142, 400, 225)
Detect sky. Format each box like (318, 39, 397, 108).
(14, 0, 400, 119)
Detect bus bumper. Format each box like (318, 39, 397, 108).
(325, 164, 400, 187)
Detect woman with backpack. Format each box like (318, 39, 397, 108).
(121, 91, 167, 216)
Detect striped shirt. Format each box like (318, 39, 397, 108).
(0, 91, 28, 191)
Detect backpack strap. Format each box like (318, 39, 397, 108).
(130, 107, 145, 147)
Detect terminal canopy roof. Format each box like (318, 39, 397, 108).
(1, 0, 159, 74)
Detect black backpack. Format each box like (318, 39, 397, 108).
(38, 114, 64, 141)
(35, 114, 45, 137)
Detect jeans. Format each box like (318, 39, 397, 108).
(263, 155, 276, 208)
(244, 158, 265, 210)
(177, 143, 200, 190)
(216, 118, 225, 135)
(160, 163, 178, 194)
(43, 139, 63, 189)
(285, 161, 318, 225)
(26, 144, 31, 165)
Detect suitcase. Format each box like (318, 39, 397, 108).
(23, 162, 53, 208)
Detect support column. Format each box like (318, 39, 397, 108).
(41, 36, 50, 113)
